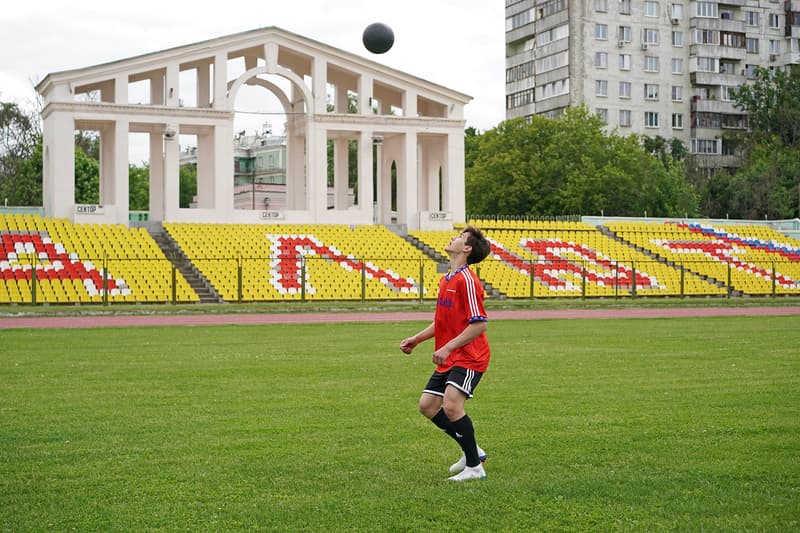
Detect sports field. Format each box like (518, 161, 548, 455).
(2, 315, 799, 531)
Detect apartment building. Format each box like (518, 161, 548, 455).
(506, 0, 800, 168)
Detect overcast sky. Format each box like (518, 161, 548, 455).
(1, 0, 505, 143)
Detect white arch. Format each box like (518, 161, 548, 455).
(227, 65, 312, 116)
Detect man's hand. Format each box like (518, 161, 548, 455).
(432, 346, 452, 365)
(399, 337, 417, 354)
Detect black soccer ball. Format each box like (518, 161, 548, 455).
(362, 22, 394, 54)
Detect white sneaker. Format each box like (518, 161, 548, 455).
(448, 446, 487, 474)
(448, 463, 486, 481)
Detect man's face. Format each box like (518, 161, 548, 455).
(445, 231, 471, 255)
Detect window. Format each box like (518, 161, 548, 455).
(645, 1, 659, 17)
(620, 109, 632, 127)
(695, 2, 718, 17)
(672, 113, 683, 129)
(506, 9, 533, 31)
(596, 108, 608, 124)
(745, 11, 759, 27)
(506, 88, 535, 109)
(619, 0, 631, 15)
(537, 24, 569, 46)
(619, 54, 632, 70)
(643, 28, 660, 45)
(619, 81, 632, 98)
(769, 40, 780, 54)
(595, 0, 607, 12)
(692, 139, 718, 154)
(618, 26, 632, 42)
(721, 32, 745, 48)
(536, 78, 570, 101)
(645, 83, 659, 100)
(596, 79, 608, 97)
(696, 57, 719, 72)
(671, 85, 684, 101)
(671, 4, 684, 19)
(745, 64, 758, 79)
(595, 52, 608, 68)
(507, 61, 535, 83)
(595, 24, 608, 40)
(535, 51, 569, 73)
(695, 30, 719, 45)
(672, 58, 684, 74)
(535, 0, 568, 19)
(769, 13, 781, 29)
(721, 86, 737, 101)
(645, 111, 660, 128)
(644, 56, 660, 72)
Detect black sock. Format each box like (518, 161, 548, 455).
(450, 414, 480, 467)
(430, 408, 460, 442)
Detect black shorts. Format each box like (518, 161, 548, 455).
(423, 366, 483, 399)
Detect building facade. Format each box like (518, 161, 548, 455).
(506, 0, 800, 168)
(37, 27, 471, 230)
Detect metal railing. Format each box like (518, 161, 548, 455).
(4, 256, 799, 305)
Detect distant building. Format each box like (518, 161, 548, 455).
(180, 129, 353, 211)
(505, 0, 800, 169)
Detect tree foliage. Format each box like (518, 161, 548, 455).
(716, 66, 800, 219)
(0, 102, 42, 205)
(466, 107, 698, 217)
(129, 165, 150, 211)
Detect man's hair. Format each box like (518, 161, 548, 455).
(463, 225, 491, 265)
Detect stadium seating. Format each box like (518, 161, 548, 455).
(3, 213, 798, 304)
(412, 220, 729, 298)
(606, 221, 800, 296)
(0, 213, 197, 304)
(163, 222, 440, 301)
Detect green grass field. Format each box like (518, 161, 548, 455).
(2, 316, 799, 531)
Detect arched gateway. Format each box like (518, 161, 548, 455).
(36, 27, 471, 230)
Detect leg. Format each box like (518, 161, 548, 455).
(443, 385, 481, 467)
(418, 391, 443, 419)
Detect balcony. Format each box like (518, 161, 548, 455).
(691, 98, 740, 114)
(690, 17, 745, 33)
(691, 71, 747, 86)
(692, 154, 741, 168)
(690, 43, 747, 60)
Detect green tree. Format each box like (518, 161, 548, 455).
(0, 102, 42, 205)
(732, 66, 800, 148)
(726, 66, 800, 218)
(74, 144, 99, 204)
(129, 164, 150, 211)
(179, 164, 197, 208)
(466, 107, 698, 217)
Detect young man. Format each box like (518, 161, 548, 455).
(399, 225, 492, 481)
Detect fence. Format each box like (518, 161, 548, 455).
(3, 255, 799, 305)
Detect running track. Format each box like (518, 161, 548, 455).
(1, 306, 799, 329)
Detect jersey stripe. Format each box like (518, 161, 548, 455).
(460, 269, 481, 319)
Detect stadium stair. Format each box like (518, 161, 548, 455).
(598, 224, 737, 296)
(400, 232, 504, 299)
(149, 225, 223, 304)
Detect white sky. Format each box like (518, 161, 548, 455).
(0, 1, 505, 163)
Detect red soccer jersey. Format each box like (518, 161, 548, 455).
(434, 265, 491, 373)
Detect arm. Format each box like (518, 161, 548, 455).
(399, 321, 435, 354)
(432, 320, 487, 365)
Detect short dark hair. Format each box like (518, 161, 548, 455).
(463, 225, 491, 265)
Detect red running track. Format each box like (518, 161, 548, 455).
(1, 307, 799, 330)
